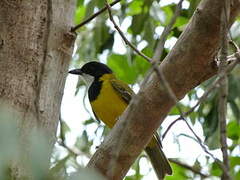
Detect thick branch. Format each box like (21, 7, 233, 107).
(87, 0, 240, 179)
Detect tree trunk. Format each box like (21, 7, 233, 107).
(0, 0, 76, 178)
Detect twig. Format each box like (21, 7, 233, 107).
(59, 117, 91, 158)
(152, 0, 184, 62)
(57, 140, 91, 158)
(169, 159, 210, 178)
(177, 133, 199, 143)
(104, 0, 184, 118)
(147, 0, 184, 118)
(161, 51, 240, 175)
(71, 0, 121, 32)
(105, 1, 152, 63)
(161, 49, 240, 175)
(140, 0, 184, 118)
(162, 117, 182, 139)
(218, 1, 231, 179)
(229, 40, 240, 52)
(162, 50, 240, 140)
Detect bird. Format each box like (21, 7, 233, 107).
(69, 61, 172, 179)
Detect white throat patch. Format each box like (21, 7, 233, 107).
(81, 73, 94, 87)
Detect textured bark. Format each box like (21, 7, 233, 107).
(87, 0, 240, 179)
(0, 0, 76, 178)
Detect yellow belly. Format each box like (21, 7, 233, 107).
(90, 79, 127, 128)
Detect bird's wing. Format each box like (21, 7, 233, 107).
(110, 79, 134, 104)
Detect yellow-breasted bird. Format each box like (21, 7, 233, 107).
(69, 61, 172, 179)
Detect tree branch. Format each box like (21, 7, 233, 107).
(169, 159, 209, 178)
(218, 1, 231, 179)
(152, 0, 183, 62)
(71, 0, 121, 32)
(87, 0, 240, 179)
(104, 0, 152, 63)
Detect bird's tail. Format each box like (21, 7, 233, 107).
(145, 136, 172, 180)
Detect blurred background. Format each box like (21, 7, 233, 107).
(1, 0, 240, 179)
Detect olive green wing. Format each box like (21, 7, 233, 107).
(110, 79, 135, 104)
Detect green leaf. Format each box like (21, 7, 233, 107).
(61, 120, 71, 134)
(230, 156, 240, 169)
(165, 161, 189, 180)
(172, 27, 182, 38)
(205, 127, 220, 150)
(133, 50, 151, 77)
(93, 20, 111, 54)
(143, 20, 155, 49)
(84, 1, 96, 19)
(49, 155, 70, 177)
(228, 75, 240, 101)
(75, 130, 92, 153)
(129, 14, 149, 35)
(107, 54, 138, 84)
(96, 0, 105, 8)
(235, 170, 240, 180)
(74, 5, 86, 25)
(83, 118, 96, 125)
(229, 100, 240, 121)
(203, 97, 219, 142)
(210, 162, 222, 177)
(161, 4, 174, 25)
(188, 0, 201, 17)
(227, 121, 240, 140)
(76, 0, 84, 7)
(174, 16, 188, 28)
(128, 0, 144, 16)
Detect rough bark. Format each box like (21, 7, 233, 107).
(87, 0, 240, 179)
(0, 0, 76, 178)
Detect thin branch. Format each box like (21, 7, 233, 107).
(140, 0, 184, 119)
(104, 0, 184, 119)
(59, 117, 91, 158)
(229, 40, 240, 52)
(148, 0, 184, 119)
(57, 140, 91, 158)
(71, 0, 121, 32)
(169, 159, 210, 178)
(162, 117, 182, 139)
(161, 50, 240, 174)
(161, 47, 240, 175)
(162, 51, 240, 141)
(105, 1, 152, 63)
(152, 0, 184, 62)
(218, 1, 231, 179)
(177, 133, 199, 143)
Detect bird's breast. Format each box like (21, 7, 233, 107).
(90, 79, 127, 128)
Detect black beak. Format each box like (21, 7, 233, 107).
(68, 69, 83, 75)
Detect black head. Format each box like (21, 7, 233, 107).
(69, 61, 112, 78)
